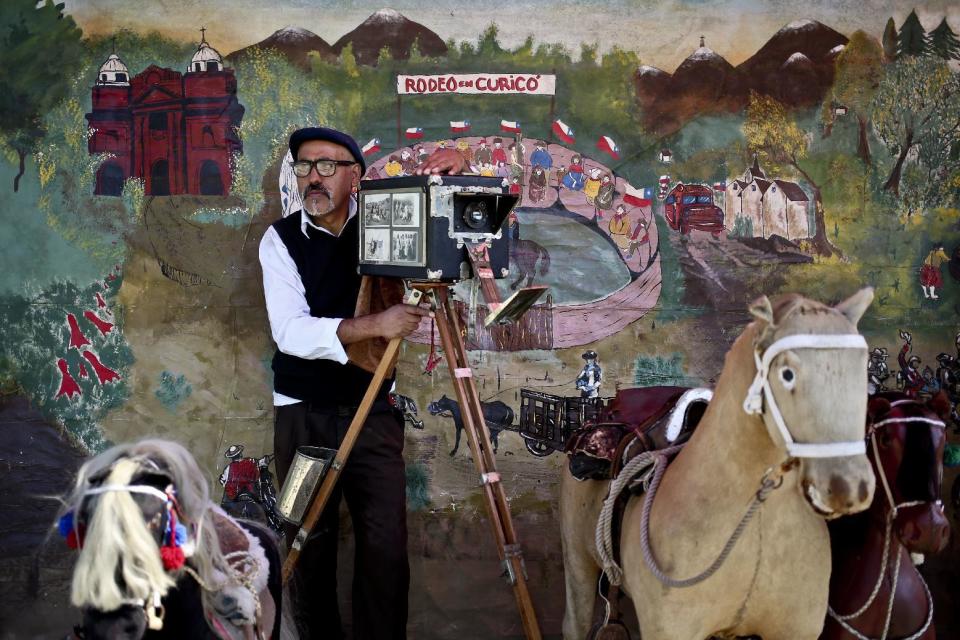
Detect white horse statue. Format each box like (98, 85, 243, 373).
(560, 290, 878, 640)
(60, 438, 289, 639)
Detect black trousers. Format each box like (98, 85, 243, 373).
(275, 402, 409, 640)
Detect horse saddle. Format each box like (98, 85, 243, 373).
(565, 387, 712, 481)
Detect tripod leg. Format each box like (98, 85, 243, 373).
(282, 336, 402, 584)
(430, 287, 543, 640)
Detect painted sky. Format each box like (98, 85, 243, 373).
(65, 0, 959, 70)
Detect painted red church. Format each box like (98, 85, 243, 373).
(85, 30, 244, 197)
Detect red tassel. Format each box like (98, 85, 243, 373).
(160, 545, 185, 570)
(66, 527, 85, 549)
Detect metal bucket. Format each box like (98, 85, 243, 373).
(276, 446, 337, 525)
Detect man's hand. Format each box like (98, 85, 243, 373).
(374, 303, 433, 339)
(415, 149, 471, 175)
(337, 303, 432, 344)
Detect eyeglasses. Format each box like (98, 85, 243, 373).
(290, 159, 356, 178)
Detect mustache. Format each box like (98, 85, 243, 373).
(302, 184, 331, 199)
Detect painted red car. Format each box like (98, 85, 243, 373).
(663, 183, 724, 237)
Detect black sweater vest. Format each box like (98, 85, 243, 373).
(270, 213, 391, 407)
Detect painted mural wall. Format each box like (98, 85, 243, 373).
(3, 0, 960, 637)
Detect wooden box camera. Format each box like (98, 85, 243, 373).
(357, 175, 516, 281)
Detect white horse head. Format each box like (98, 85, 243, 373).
(745, 288, 876, 517)
(62, 439, 236, 637)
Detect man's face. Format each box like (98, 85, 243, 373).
(296, 139, 360, 220)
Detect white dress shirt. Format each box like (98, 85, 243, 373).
(259, 199, 358, 406)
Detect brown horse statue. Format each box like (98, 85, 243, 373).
(560, 289, 878, 640)
(822, 391, 950, 640)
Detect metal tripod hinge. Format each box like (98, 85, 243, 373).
(502, 543, 529, 585)
(292, 527, 309, 552)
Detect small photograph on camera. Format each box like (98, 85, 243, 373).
(363, 228, 390, 262)
(391, 230, 419, 263)
(363, 193, 392, 227)
(391, 193, 419, 227)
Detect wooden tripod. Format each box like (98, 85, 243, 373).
(416, 282, 542, 640)
(280, 283, 542, 640)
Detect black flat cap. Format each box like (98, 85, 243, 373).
(289, 126, 366, 174)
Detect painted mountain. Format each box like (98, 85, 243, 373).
(737, 19, 848, 106)
(226, 26, 336, 70)
(332, 8, 448, 65)
(636, 20, 848, 134)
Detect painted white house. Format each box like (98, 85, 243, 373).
(725, 158, 810, 240)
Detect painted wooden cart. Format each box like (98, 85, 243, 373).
(516, 389, 609, 456)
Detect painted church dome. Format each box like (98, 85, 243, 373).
(189, 32, 223, 72)
(97, 53, 129, 86)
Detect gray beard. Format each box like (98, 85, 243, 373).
(303, 187, 335, 218)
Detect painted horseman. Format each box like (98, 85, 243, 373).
(576, 350, 602, 399)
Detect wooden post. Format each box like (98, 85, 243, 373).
(547, 68, 556, 143)
(397, 93, 402, 149)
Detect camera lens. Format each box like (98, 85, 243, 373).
(463, 202, 488, 230)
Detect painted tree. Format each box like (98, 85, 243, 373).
(898, 10, 929, 57)
(829, 31, 884, 166)
(233, 47, 336, 212)
(0, 0, 84, 191)
(873, 56, 960, 196)
(743, 92, 838, 256)
(930, 18, 960, 61)
(882, 17, 899, 61)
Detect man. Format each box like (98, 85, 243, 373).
(528, 164, 547, 203)
(475, 138, 492, 166)
(608, 205, 631, 252)
(576, 350, 602, 399)
(920, 243, 949, 300)
(897, 330, 924, 398)
(530, 140, 552, 170)
(867, 346, 891, 395)
(492, 137, 507, 165)
(626, 208, 650, 261)
(259, 127, 466, 639)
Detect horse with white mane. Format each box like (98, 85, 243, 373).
(560, 289, 878, 640)
(59, 439, 287, 639)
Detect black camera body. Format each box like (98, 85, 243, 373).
(357, 175, 516, 282)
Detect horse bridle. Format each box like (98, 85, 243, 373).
(867, 399, 946, 520)
(744, 333, 869, 458)
(828, 398, 945, 640)
(73, 483, 177, 631)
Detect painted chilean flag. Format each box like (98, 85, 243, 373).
(361, 138, 381, 155)
(450, 120, 471, 133)
(552, 119, 575, 144)
(500, 119, 521, 134)
(624, 184, 654, 207)
(405, 127, 424, 139)
(713, 182, 726, 191)
(596, 135, 620, 160)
